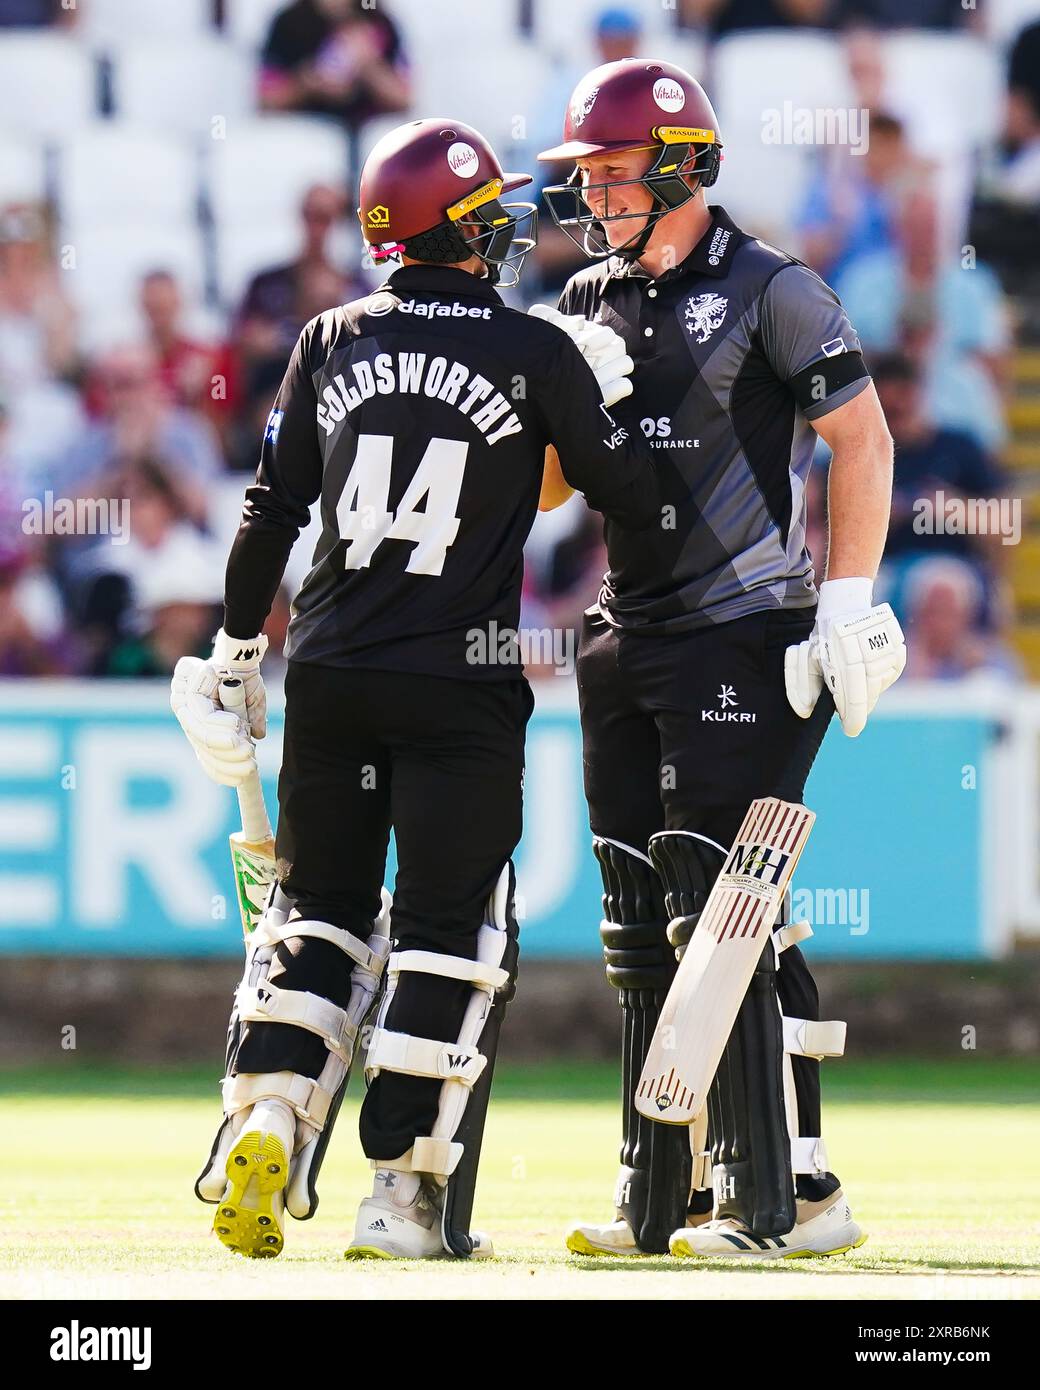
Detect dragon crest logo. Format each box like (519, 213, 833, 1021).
(684, 292, 728, 344)
(570, 85, 600, 128)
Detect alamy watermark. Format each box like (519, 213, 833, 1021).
(761, 103, 870, 154)
(465, 620, 575, 675)
(22, 492, 128, 543)
(912, 492, 1021, 546)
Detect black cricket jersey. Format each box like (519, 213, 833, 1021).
(224, 263, 659, 678)
(558, 206, 871, 634)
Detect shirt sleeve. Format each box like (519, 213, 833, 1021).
(759, 262, 871, 421)
(223, 319, 324, 637)
(534, 329, 660, 530)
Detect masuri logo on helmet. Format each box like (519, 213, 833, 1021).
(358, 119, 538, 287)
(538, 59, 723, 262)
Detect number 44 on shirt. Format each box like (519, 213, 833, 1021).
(336, 433, 468, 577)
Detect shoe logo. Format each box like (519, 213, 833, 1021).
(368, 1218, 388, 1232)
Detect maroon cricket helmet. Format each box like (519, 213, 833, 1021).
(537, 59, 723, 260)
(358, 118, 536, 284)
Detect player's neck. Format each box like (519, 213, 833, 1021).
(635, 196, 714, 280)
(399, 254, 486, 277)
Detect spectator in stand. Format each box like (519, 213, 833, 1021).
(139, 271, 238, 447)
(0, 204, 83, 485)
(233, 183, 362, 465)
(60, 346, 222, 528)
(969, 21, 1040, 295)
(837, 0, 972, 28)
(673, 0, 835, 38)
(70, 458, 217, 672)
(872, 351, 1009, 630)
(0, 541, 65, 676)
(796, 114, 924, 283)
(0, 421, 67, 675)
(1000, 20, 1040, 204)
(0, 206, 76, 393)
(836, 189, 1010, 454)
(102, 559, 223, 679)
(236, 185, 353, 365)
(77, 459, 224, 678)
(258, 0, 410, 134)
(901, 556, 1020, 683)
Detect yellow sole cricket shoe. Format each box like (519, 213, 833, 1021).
(565, 1220, 648, 1257)
(212, 1130, 288, 1259)
(669, 1229, 868, 1261)
(343, 1246, 397, 1261)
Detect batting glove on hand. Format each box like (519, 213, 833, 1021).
(171, 655, 259, 788)
(528, 303, 635, 408)
(210, 628, 269, 739)
(784, 580, 906, 737)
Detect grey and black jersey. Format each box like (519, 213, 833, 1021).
(224, 263, 658, 678)
(558, 206, 871, 634)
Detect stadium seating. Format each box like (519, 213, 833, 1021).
(712, 30, 854, 139)
(80, 0, 214, 45)
(0, 136, 46, 206)
(0, 33, 95, 139)
(56, 124, 199, 227)
(205, 115, 350, 226)
(110, 36, 255, 136)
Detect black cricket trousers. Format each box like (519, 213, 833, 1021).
(235, 660, 533, 1160)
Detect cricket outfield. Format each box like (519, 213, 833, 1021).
(3, 1060, 1037, 1302)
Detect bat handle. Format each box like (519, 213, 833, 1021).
(219, 677, 274, 845)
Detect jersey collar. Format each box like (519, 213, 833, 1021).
(383, 263, 504, 303)
(610, 205, 742, 284)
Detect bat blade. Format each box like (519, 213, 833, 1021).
(635, 797, 816, 1125)
(219, 677, 276, 941)
(229, 831, 277, 938)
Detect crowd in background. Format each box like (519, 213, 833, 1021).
(0, 0, 1036, 683)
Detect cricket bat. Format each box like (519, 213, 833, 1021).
(219, 677, 276, 941)
(634, 795, 816, 1124)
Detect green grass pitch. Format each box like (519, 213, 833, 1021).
(3, 1059, 1038, 1300)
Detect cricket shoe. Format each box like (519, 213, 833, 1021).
(210, 1099, 294, 1259)
(345, 1170, 495, 1260)
(565, 1204, 712, 1257)
(565, 1217, 643, 1257)
(669, 1190, 866, 1261)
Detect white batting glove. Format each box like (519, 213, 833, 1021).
(171, 655, 259, 788)
(785, 579, 906, 738)
(529, 303, 635, 408)
(211, 628, 268, 739)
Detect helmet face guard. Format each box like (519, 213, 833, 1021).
(542, 127, 720, 261)
(454, 193, 538, 287)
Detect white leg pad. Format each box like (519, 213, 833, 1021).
(197, 890, 392, 1219)
(365, 870, 515, 1185)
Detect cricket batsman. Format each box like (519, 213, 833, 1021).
(170, 116, 658, 1259)
(533, 59, 906, 1259)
